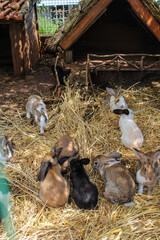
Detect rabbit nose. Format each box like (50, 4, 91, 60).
(147, 168, 153, 181)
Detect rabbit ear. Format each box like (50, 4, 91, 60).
(113, 109, 129, 115)
(105, 152, 122, 159)
(132, 148, 145, 163)
(104, 158, 120, 167)
(106, 87, 116, 96)
(53, 147, 63, 157)
(81, 158, 90, 165)
(2, 135, 8, 147)
(37, 161, 52, 181)
(113, 109, 124, 115)
(153, 150, 160, 163)
(58, 156, 70, 165)
(118, 86, 122, 95)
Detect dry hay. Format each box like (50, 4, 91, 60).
(0, 81, 160, 240)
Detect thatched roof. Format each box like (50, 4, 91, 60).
(46, 0, 160, 52)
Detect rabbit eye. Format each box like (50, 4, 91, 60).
(94, 162, 98, 165)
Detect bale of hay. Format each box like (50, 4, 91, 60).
(0, 81, 160, 239)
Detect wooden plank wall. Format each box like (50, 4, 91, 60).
(9, 23, 24, 76)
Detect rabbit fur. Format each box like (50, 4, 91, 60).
(0, 135, 14, 165)
(103, 87, 127, 112)
(113, 109, 143, 149)
(133, 148, 160, 195)
(69, 158, 98, 209)
(92, 153, 135, 206)
(37, 150, 70, 207)
(53, 135, 79, 173)
(26, 95, 48, 134)
(0, 135, 14, 222)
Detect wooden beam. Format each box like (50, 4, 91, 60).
(127, 0, 160, 41)
(9, 23, 24, 76)
(59, 0, 113, 50)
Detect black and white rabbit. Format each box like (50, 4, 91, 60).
(113, 109, 143, 149)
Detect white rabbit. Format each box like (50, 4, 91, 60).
(133, 148, 160, 195)
(113, 109, 143, 149)
(26, 95, 48, 134)
(104, 87, 127, 112)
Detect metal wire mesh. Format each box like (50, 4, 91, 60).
(37, 0, 81, 34)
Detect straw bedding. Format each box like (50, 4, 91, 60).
(0, 77, 160, 239)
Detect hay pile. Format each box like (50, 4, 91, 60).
(0, 81, 160, 239)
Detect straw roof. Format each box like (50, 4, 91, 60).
(0, 74, 160, 239)
(46, 0, 160, 52)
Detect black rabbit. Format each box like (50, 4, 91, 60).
(69, 158, 98, 209)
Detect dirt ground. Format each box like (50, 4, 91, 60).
(0, 54, 58, 114)
(0, 53, 160, 115)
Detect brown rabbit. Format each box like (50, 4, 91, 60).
(92, 153, 135, 206)
(37, 150, 70, 207)
(133, 148, 160, 195)
(53, 135, 79, 173)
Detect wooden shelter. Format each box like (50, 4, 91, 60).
(0, 0, 40, 76)
(47, 0, 160, 72)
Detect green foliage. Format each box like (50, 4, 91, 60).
(38, 15, 62, 34)
(37, 6, 64, 34)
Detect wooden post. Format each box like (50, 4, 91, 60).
(22, 20, 31, 75)
(65, 50, 73, 63)
(9, 23, 24, 76)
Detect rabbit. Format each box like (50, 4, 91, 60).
(92, 153, 135, 206)
(53, 135, 79, 173)
(37, 149, 70, 208)
(113, 109, 143, 149)
(51, 65, 71, 86)
(103, 87, 127, 112)
(26, 95, 48, 134)
(68, 158, 98, 209)
(133, 148, 160, 195)
(0, 135, 15, 222)
(0, 135, 14, 165)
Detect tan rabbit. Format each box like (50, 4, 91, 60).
(133, 148, 160, 195)
(53, 135, 79, 173)
(92, 153, 135, 206)
(37, 150, 70, 207)
(26, 95, 48, 134)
